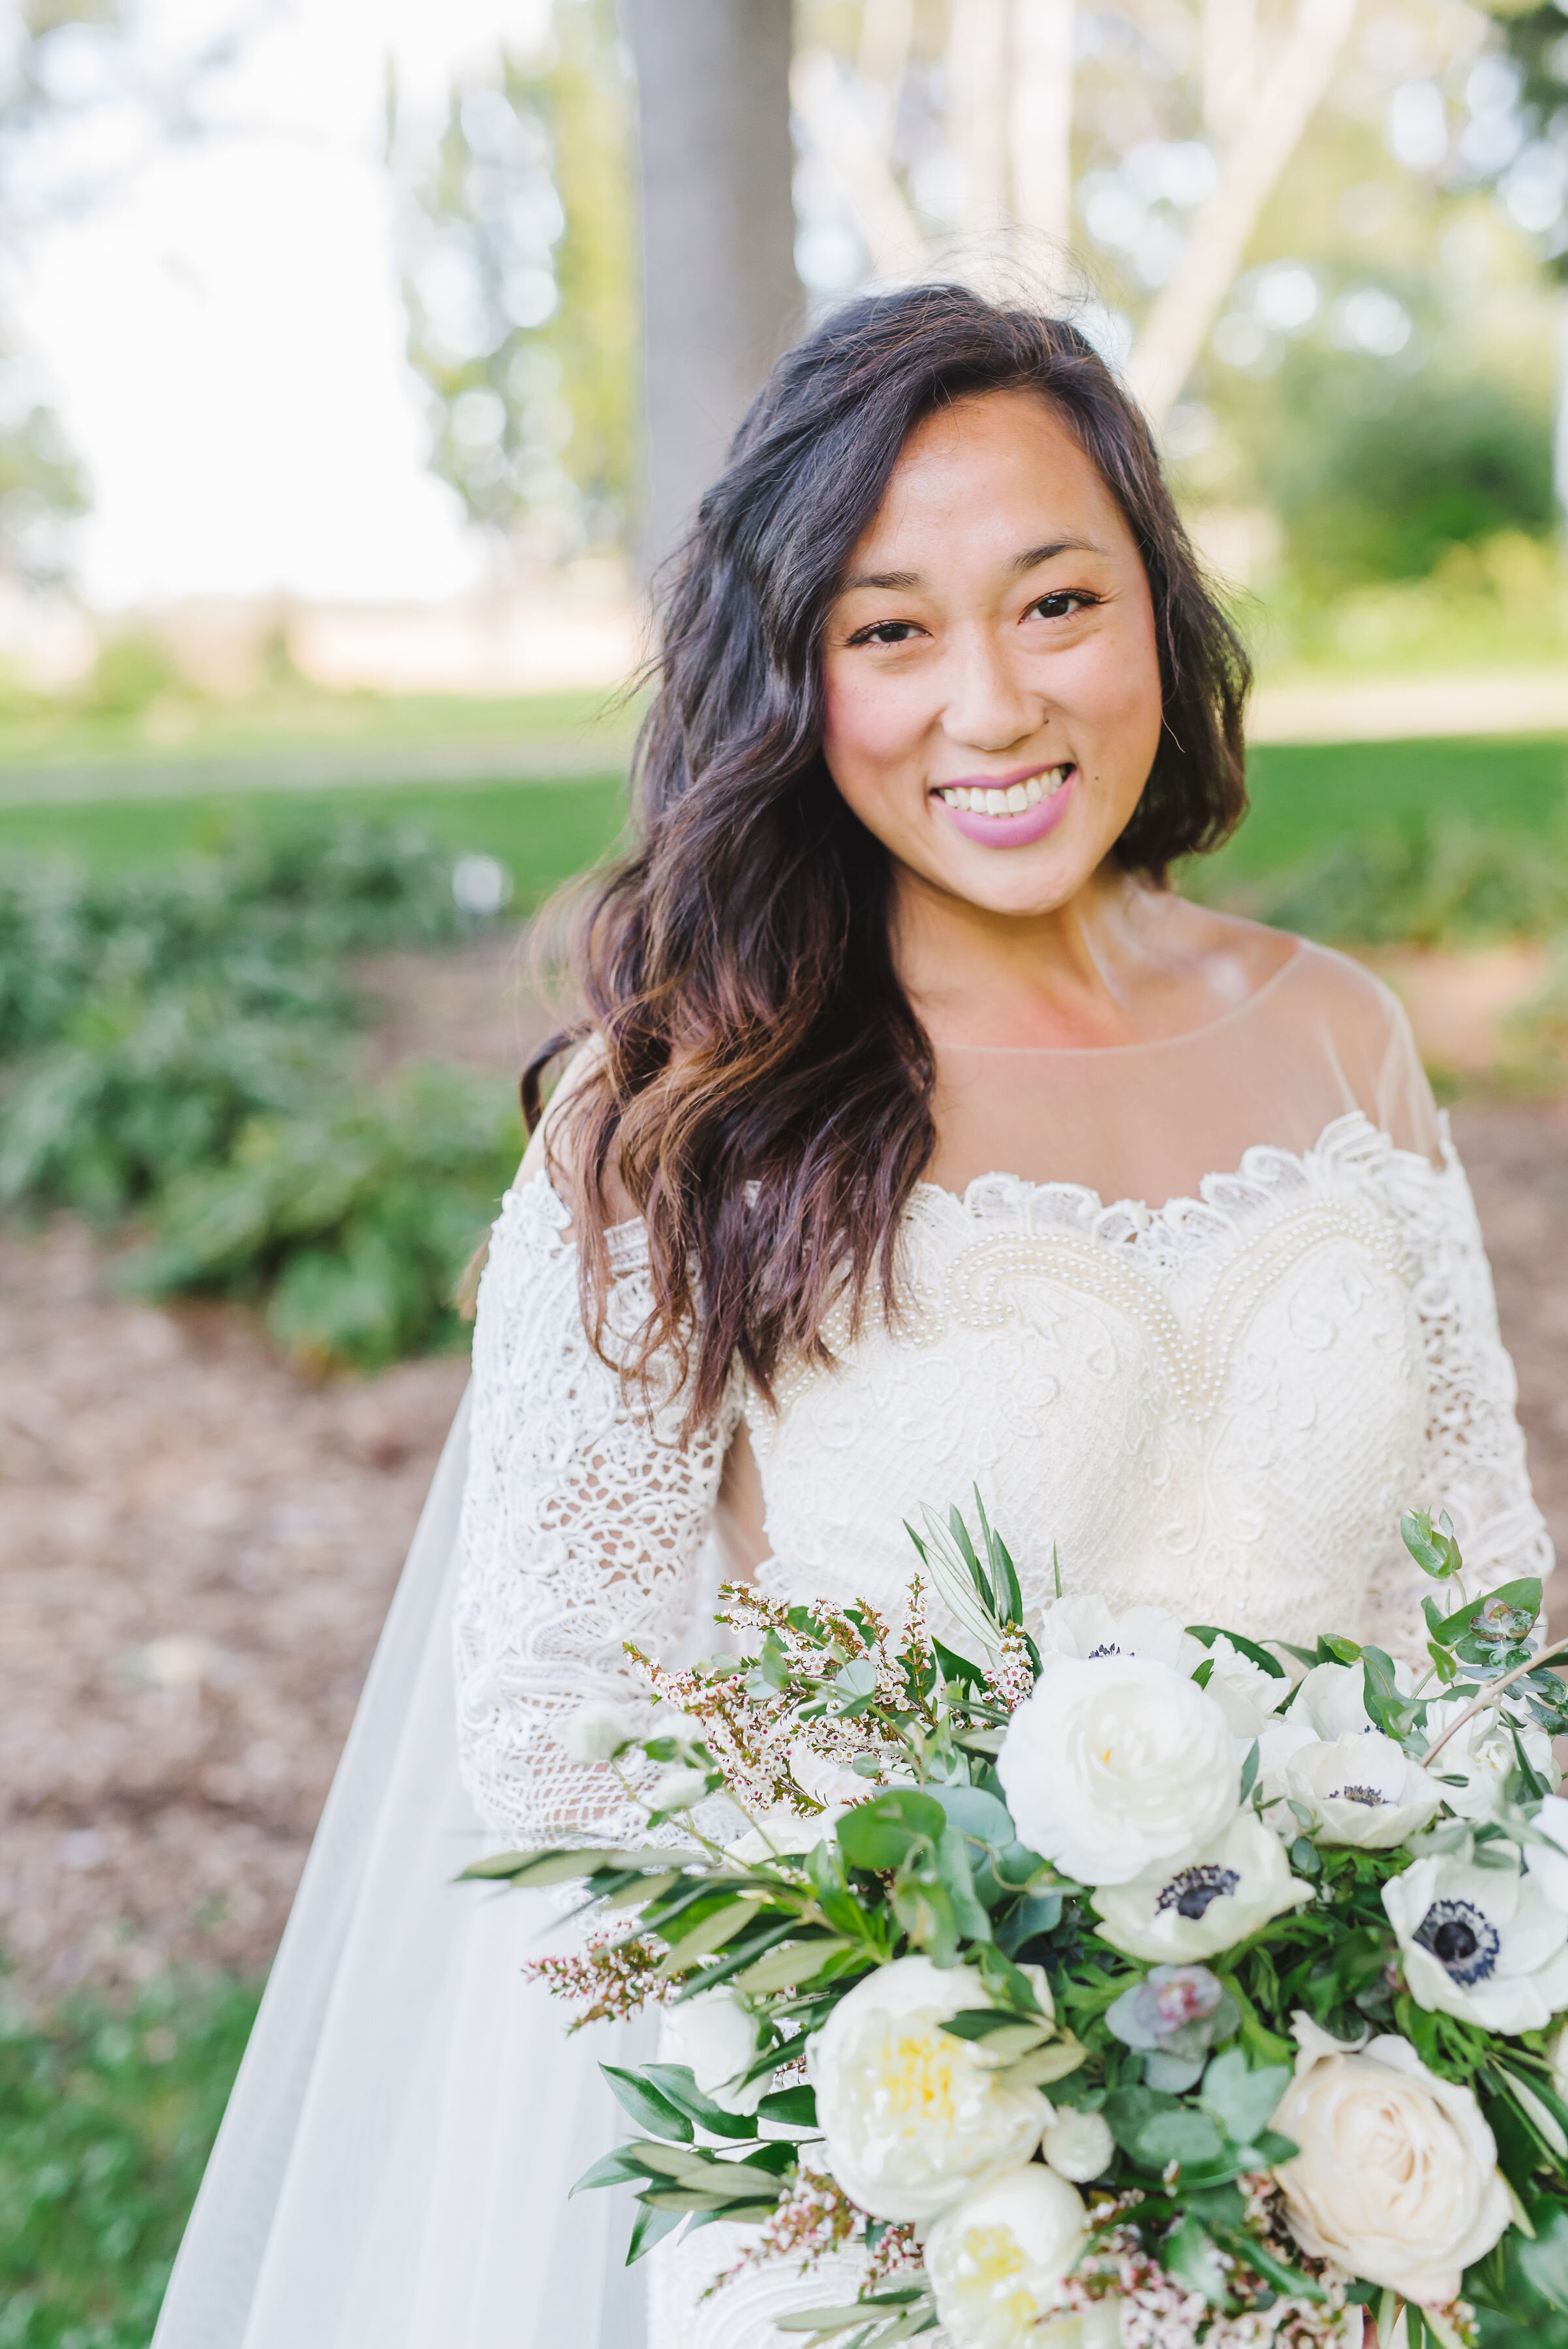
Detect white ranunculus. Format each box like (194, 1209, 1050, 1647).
(1041, 2108, 1116, 2183)
(808, 1957, 1049, 2220)
(1283, 1730, 1443, 1850)
(998, 1655, 1238, 1887)
(659, 1985, 767, 2114)
(1293, 1659, 1411, 1742)
(1424, 1697, 1558, 1822)
(562, 1699, 632, 1764)
(1201, 1637, 1292, 1740)
(1273, 2016, 1511, 2303)
(1034, 1597, 1200, 1672)
(1383, 1851, 1568, 2033)
(1090, 1809, 1310, 1963)
(925, 2164, 1086, 2348)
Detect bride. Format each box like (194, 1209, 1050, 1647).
(153, 284, 1548, 2349)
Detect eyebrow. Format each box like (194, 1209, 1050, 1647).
(840, 538, 1104, 594)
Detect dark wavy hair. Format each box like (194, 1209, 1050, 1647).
(525, 283, 1250, 1433)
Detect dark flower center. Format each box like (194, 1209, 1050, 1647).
(1332, 1785, 1386, 1806)
(1414, 1897, 1500, 1985)
(1156, 1864, 1241, 1922)
(1088, 1644, 1121, 1659)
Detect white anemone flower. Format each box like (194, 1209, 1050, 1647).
(1292, 1657, 1415, 1741)
(1091, 1809, 1310, 1963)
(1283, 1730, 1443, 1849)
(1524, 1793, 1568, 1912)
(1383, 1852, 1568, 2033)
(1032, 1595, 1201, 1672)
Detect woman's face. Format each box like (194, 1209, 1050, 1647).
(820, 389, 1164, 920)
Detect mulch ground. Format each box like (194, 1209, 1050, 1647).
(2, 949, 1566, 2004)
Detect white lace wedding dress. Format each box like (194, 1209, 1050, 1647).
(153, 942, 1549, 2349)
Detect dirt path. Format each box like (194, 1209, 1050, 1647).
(3, 992, 1566, 2003)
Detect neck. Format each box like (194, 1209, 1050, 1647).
(893, 859, 1182, 1050)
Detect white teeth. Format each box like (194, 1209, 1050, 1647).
(939, 788, 961, 807)
(936, 767, 1071, 817)
(984, 789, 1008, 815)
(1024, 776, 1043, 806)
(1005, 783, 1028, 812)
(1046, 765, 1070, 795)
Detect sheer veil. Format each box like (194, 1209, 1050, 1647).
(151, 1389, 651, 2349)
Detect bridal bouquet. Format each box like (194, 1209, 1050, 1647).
(468, 1502, 1568, 2349)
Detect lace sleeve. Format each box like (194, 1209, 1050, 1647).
(452, 1174, 742, 1846)
(1360, 1128, 1553, 1658)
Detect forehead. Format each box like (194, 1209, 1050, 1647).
(848, 388, 1126, 571)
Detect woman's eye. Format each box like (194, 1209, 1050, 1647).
(851, 620, 922, 645)
(1028, 591, 1095, 621)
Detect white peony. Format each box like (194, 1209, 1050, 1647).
(1383, 1852, 1568, 2033)
(808, 1957, 1049, 2220)
(1034, 1597, 1199, 1672)
(658, 1986, 767, 2114)
(1041, 2108, 1116, 2183)
(1201, 1637, 1292, 1741)
(925, 2164, 1086, 2348)
(1272, 2016, 1512, 2302)
(1090, 1809, 1310, 1963)
(562, 1699, 632, 1764)
(998, 1654, 1239, 1887)
(1283, 1731, 1443, 1850)
(1422, 1696, 1557, 1822)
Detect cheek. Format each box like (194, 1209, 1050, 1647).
(822, 661, 926, 788)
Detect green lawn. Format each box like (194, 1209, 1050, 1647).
(1, 731, 1564, 897)
(0, 1971, 260, 2348)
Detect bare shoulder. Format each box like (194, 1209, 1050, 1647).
(1168, 898, 1400, 1042)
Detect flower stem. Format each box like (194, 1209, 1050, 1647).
(1421, 1636, 1568, 1764)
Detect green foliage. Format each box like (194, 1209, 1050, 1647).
(0, 814, 521, 1371)
(0, 1968, 260, 2349)
(128, 1065, 520, 1372)
(1192, 815, 1568, 947)
(393, 0, 638, 555)
(1261, 356, 1556, 588)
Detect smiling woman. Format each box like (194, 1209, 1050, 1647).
(155, 286, 1550, 2349)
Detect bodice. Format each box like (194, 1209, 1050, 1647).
(748, 1115, 1431, 1653)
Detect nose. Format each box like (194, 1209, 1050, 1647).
(938, 622, 1045, 756)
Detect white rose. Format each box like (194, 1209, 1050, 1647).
(1090, 1810, 1310, 1963)
(998, 1655, 1238, 1887)
(1201, 1637, 1291, 1741)
(925, 2164, 1086, 2348)
(562, 1699, 632, 1764)
(1034, 1597, 1200, 1672)
(808, 1957, 1049, 2220)
(1041, 2108, 1116, 2183)
(659, 1986, 767, 2114)
(1424, 1697, 1558, 1822)
(1273, 2016, 1512, 2303)
(1383, 1852, 1568, 2033)
(1283, 1731, 1443, 1850)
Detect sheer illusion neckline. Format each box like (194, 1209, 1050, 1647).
(925, 939, 1306, 1058)
(910, 1109, 1449, 1228)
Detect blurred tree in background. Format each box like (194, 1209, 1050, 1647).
(390, 0, 638, 568)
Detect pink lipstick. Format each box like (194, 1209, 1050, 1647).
(930, 761, 1076, 848)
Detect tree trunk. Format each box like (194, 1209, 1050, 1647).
(624, 0, 800, 570)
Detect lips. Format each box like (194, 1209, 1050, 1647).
(930, 762, 1076, 849)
